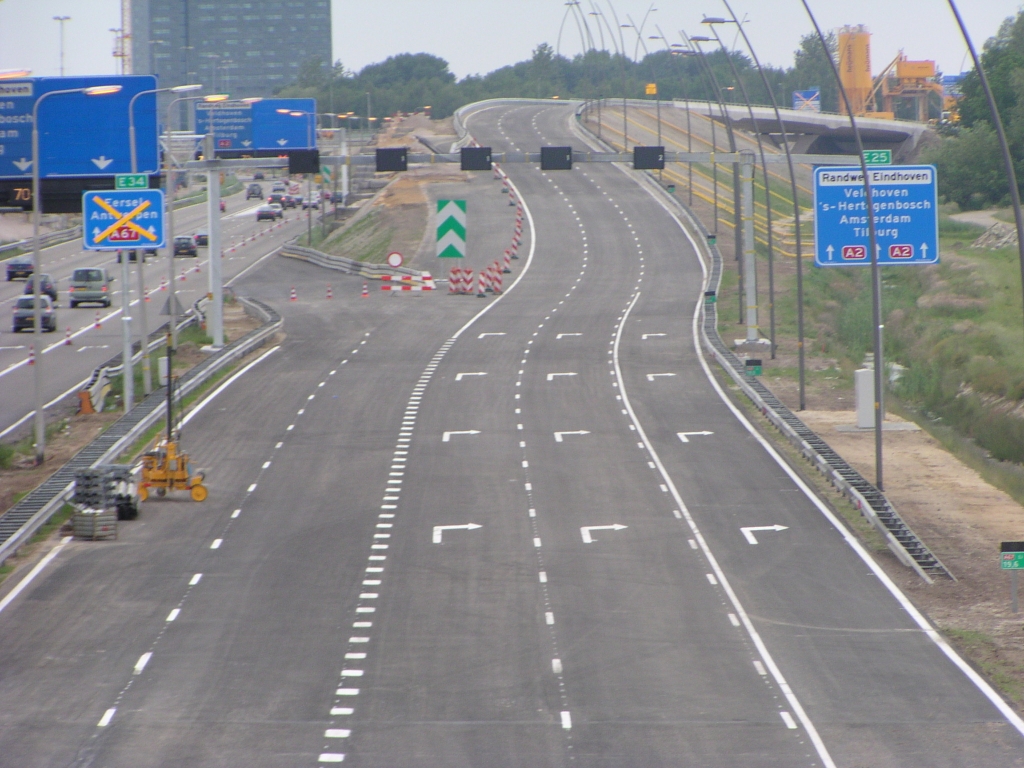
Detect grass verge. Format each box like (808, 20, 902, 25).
(942, 627, 1024, 707)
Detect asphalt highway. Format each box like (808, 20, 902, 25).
(0, 184, 309, 439)
(0, 102, 1021, 767)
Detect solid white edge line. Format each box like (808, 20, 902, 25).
(179, 345, 280, 427)
(0, 374, 92, 440)
(448, 110, 538, 342)
(614, 290, 836, 766)
(648, 176, 1024, 739)
(0, 535, 73, 617)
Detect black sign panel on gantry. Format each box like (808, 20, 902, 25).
(376, 148, 408, 173)
(288, 149, 320, 175)
(540, 146, 573, 170)
(461, 147, 492, 171)
(634, 146, 665, 170)
(0, 175, 162, 214)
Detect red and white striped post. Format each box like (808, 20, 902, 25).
(65, 327, 72, 346)
(290, 286, 297, 301)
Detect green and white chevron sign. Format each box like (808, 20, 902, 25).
(436, 199, 467, 258)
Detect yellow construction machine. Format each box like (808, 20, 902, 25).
(138, 335, 208, 502)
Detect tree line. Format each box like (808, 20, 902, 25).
(279, 32, 840, 125)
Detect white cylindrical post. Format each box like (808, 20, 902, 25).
(206, 134, 224, 348)
(137, 254, 151, 394)
(741, 150, 758, 342)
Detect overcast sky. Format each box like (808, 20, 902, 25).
(0, 1, 1017, 84)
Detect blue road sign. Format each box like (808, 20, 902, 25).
(0, 76, 159, 179)
(813, 165, 939, 267)
(83, 189, 165, 250)
(195, 100, 255, 151)
(252, 99, 316, 149)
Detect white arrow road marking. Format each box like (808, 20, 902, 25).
(646, 373, 676, 382)
(455, 372, 487, 381)
(433, 523, 482, 543)
(546, 372, 577, 381)
(477, 332, 505, 338)
(442, 430, 480, 442)
(554, 430, 590, 442)
(581, 524, 627, 543)
(91, 155, 114, 170)
(677, 431, 714, 443)
(556, 333, 582, 339)
(741, 525, 789, 545)
(641, 333, 667, 340)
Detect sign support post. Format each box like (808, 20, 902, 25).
(1001, 542, 1024, 613)
(120, 249, 134, 412)
(205, 135, 224, 348)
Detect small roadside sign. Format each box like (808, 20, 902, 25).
(115, 173, 148, 190)
(386, 252, 404, 268)
(1001, 541, 1024, 569)
(83, 189, 165, 250)
(645, 83, 657, 96)
(863, 150, 892, 166)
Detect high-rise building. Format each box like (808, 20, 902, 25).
(129, 0, 331, 99)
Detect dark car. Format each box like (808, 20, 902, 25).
(246, 183, 263, 200)
(193, 231, 209, 247)
(24, 273, 57, 303)
(253, 171, 265, 180)
(282, 194, 299, 209)
(5, 254, 33, 281)
(116, 249, 149, 263)
(255, 204, 282, 222)
(12, 295, 56, 333)
(267, 193, 287, 208)
(173, 235, 198, 257)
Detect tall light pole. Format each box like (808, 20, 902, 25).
(279, 109, 317, 244)
(31, 84, 122, 464)
(129, 83, 200, 396)
(52, 17, 70, 76)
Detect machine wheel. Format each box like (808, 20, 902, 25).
(139, 485, 148, 501)
(190, 484, 208, 502)
(156, 487, 166, 497)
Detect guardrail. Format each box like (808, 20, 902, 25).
(280, 244, 430, 280)
(0, 227, 81, 256)
(570, 106, 952, 583)
(0, 297, 282, 566)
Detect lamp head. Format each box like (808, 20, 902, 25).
(702, 17, 728, 24)
(170, 84, 203, 93)
(85, 85, 123, 96)
(203, 94, 229, 102)
(689, 35, 712, 43)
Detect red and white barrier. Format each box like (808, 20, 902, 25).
(94, 312, 102, 329)
(65, 327, 72, 346)
(476, 273, 488, 297)
(503, 252, 511, 274)
(327, 284, 333, 300)
(361, 283, 369, 298)
(27, 345, 34, 366)
(290, 286, 297, 301)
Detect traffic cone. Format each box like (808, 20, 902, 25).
(476, 273, 487, 298)
(27, 345, 34, 365)
(503, 251, 512, 273)
(193, 262, 201, 274)
(94, 311, 102, 329)
(327, 284, 333, 300)
(290, 286, 297, 302)
(144, 288, 151, 302)
(65, 327, 72, 346)
(180, 268, 187, 282)
(361, 283, 369, 298)
(160, 276, 167, 291)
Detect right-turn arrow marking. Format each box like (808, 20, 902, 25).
(740, 525, 789, 545)
(581, 524, 627, 543)
(433, 523, 482, 543)
(554, 430, 590, 442)
(442, 430, 480, 442)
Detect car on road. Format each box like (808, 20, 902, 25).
(5, 254, 33, 281)
(246, 183, 263, 200)
(116, 249, 149, 263)
(23, 273, 58, 303)
(193, 231, 209, 247)
(302, 192, 321, 209)
(267, 193, 287, 208)
(174, 235, 198, 257)
(271, 182, 286, 193)
(282, 194, 299, 209)
(253, 171, 265, 180)
(255, 204, 283, 221)
(12, 295, 56, 333)
(68, 267, 114, 308)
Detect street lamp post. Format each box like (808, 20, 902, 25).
(129, 83, 201, 396)
(31, 84, 122, 464)
(52, 17, 70, 76)
(279, 109, 317, 244)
